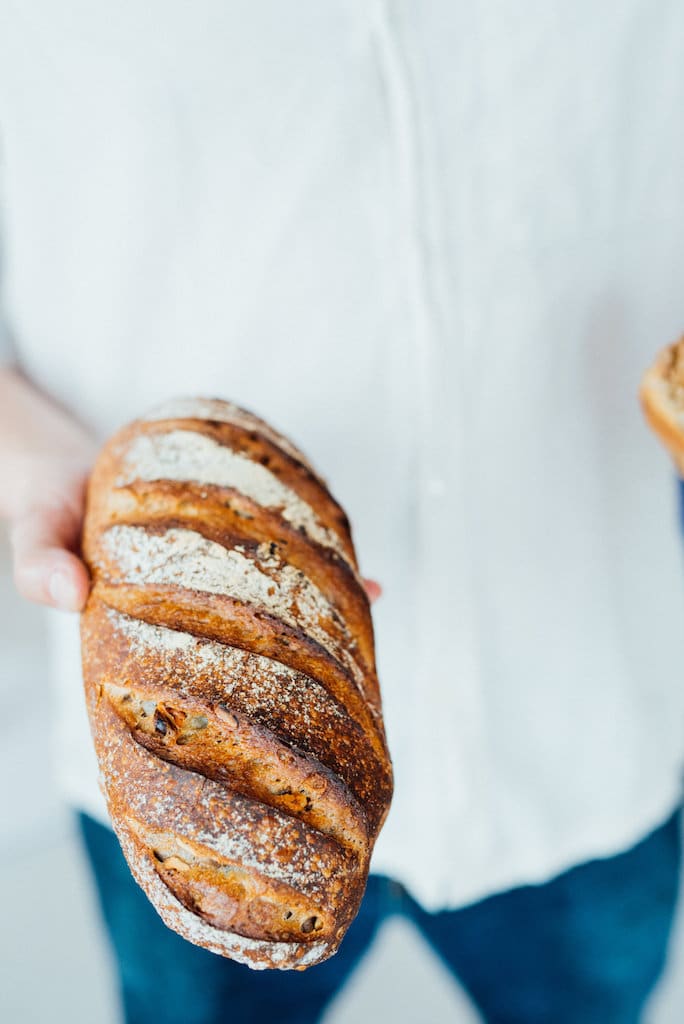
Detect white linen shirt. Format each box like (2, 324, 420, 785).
(2, 0, 684, 911)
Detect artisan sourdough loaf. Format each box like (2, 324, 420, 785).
(80, 398, 393, 970)
(641, 337, 684, 475)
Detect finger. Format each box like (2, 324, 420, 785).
(362, 577, 382, 604)
(11, 506, 91, 611)
(14, 550, 90, 611)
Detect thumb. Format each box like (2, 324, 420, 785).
(11, 501, 90, 612)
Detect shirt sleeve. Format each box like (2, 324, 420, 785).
(0, 145, 16, 368)
(0, 311, 15, 366)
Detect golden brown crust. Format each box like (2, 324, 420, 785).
(82, 602, 391, 832)
(85, 477, 378, 681)
(90, 702, 365, 958)
(640, 338, 684, 476)
(90, 418, 357, 566)
(80, 399, 392, 969)
(91, 579, 387, 756)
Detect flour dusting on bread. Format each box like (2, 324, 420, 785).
(99, 525, 368, 694)
(118, 429, 349, 562)
(143, 398, 319, 476)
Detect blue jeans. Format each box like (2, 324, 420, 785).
(78, 810, 681, 1024)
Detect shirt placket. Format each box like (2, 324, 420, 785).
(372, 0, 490, 897)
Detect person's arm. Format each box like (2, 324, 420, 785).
(0, 367, 96, 610)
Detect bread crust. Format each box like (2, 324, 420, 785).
(80, 399, 393, 969)
(641, 338, 684, 476)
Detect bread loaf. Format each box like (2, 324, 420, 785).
(80, 398, 393, 970)
(641, 337, 684, 474)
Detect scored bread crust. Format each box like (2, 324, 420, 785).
(80, 398, 393, 970)
(640, 337, 684, 475)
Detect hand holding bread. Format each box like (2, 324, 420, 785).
(0, 367, 94, 611)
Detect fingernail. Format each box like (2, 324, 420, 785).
(49, 570, 79, 610)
